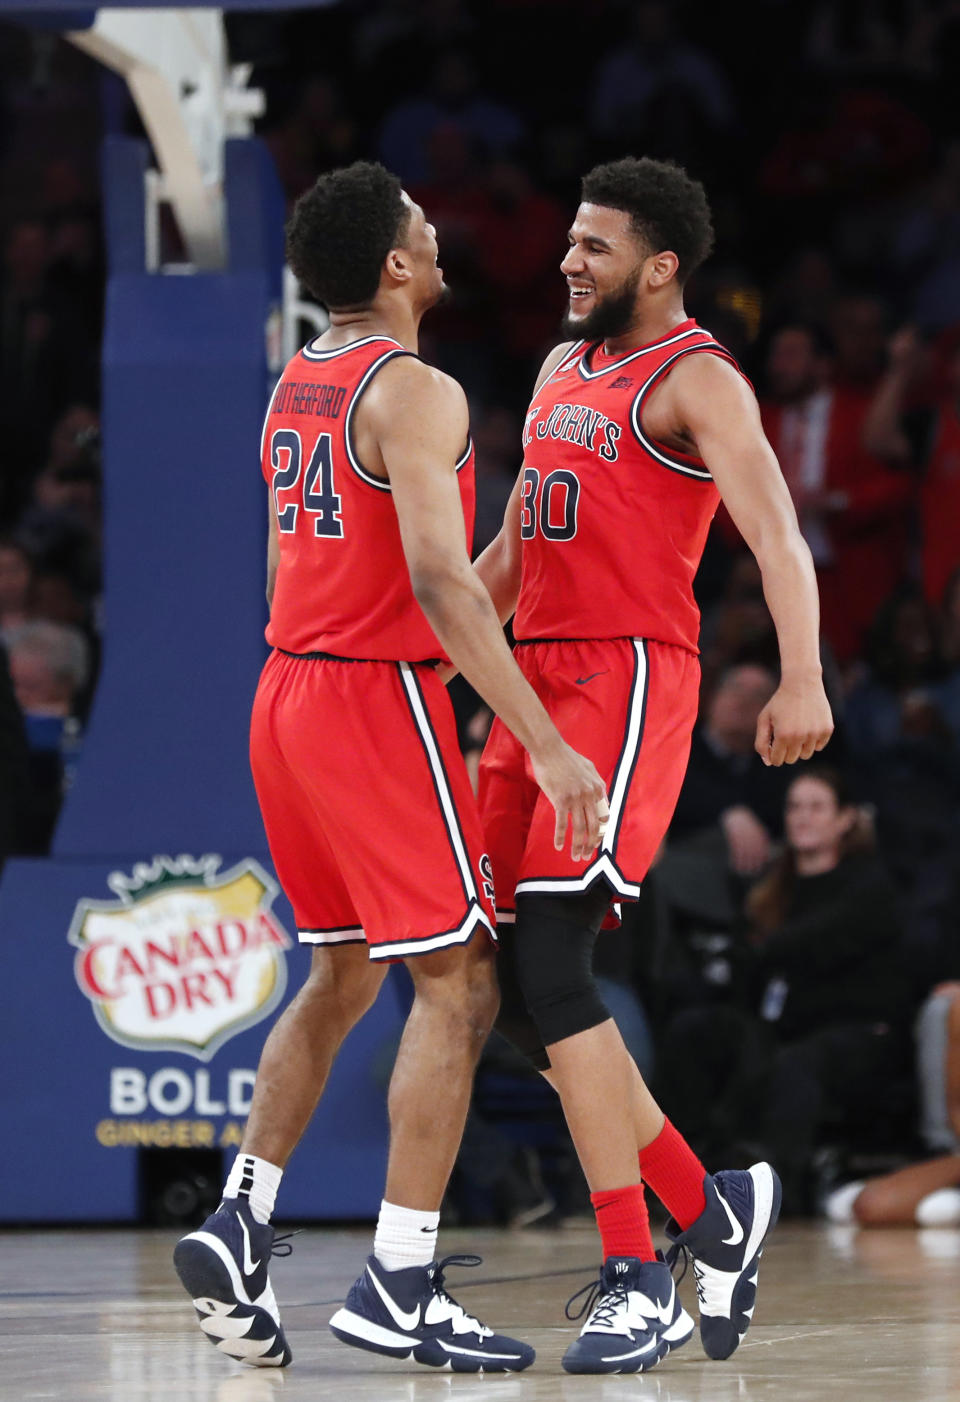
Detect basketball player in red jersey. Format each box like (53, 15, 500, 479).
(474, 158, 835, 1374)
(173, 162, 605, 1373)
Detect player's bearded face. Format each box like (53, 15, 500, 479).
(561, 263, 643, 340)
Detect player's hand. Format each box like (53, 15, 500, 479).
(530, 741, 608, 863)
(755, 675, 834, 766)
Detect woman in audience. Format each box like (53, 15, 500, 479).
(659, 766, 913, 1212)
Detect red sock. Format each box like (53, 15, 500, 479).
(590, 1183, 655, 1262)
(638, 1119, 707, 1231)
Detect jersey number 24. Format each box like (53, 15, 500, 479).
(520, 466, 580, 541)
(270, 428, 344, 538)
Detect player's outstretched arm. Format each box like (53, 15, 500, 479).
(672, 353, 834, 766)
(472, 341, 576, 626)
(368, 356, 608, 860)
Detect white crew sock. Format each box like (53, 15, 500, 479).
(823, 1180, 866, 1224)
(374, 1199, 439, 1271)
(915, 1187, 960, 1226)
(223, 1152, 283, 1225)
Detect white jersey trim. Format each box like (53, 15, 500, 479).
(342, 352, 471, 491)
(546, 340, 586, 384)
(298, 925, 365, 946)
(630, 346, 723, 480)
(399, 661, 480, 906)
(513, 638, 649, 902)
(259, 375, 283, 464)
(515, 855, 641, 902)
(367, 901, 495, 961)
(344, 348, 409, 491)
(603, 638, 649, 856)
(301, 334, 404, 361)
(576, 327, 706, 381)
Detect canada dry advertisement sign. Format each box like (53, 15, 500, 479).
(67, 854, 292, 1148)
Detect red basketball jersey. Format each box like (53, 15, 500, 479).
(262, 335, 475, 660)
(514, 320, 746, 653)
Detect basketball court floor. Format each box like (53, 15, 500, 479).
(3, 1217, 958, 1401)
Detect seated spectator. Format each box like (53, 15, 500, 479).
(476, 160, 569, 365)
(378, 50, 524, 186)
(759, 317, 913, 663)
(669, 663, 787, 877)
(658, 767, 914, 1212)
(6, 620, 89, 852)
(0, 643, 30, 872)
(589, 0, 735, 167)
(862, 328, 960, 608)
(0, 538, 34, 636)
(845, 587, 947, 756)
(846, 592, 960, 962)
(698, 553, 781, 703)
(763, 247, 838, 330)
(892, 141, 960, 332)
(16, 407, 102, 600)
(471, 405, 521, 556)
(261, 76, 359, 205)
(0, 220, 98, 494)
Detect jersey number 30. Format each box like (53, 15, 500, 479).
(519, 466, 580, 542)
(270, 429, 344, 538)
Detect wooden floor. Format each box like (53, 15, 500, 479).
(3, 1218, 960, 1401)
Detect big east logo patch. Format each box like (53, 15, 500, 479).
(69, 855, 292, 1060)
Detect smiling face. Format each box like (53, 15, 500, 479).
(560, 203, 650, 340)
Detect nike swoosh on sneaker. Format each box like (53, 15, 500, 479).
(652, 1296, 677, 1327)
(602, 1338, 661, 1361)
(365, 1264, 421, 1331)
(625, 1293, 676, 1329)
(437, 1340, 523, 1360)
(239, 1214, 262, 1275)
(717, 1191, 746, 1247)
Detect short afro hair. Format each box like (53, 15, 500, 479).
(581, 157, 714, 284)
(286, 161, 409, 309)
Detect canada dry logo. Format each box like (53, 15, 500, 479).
(68, 854, 293, 1061)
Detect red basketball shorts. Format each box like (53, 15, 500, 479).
(478, 637, 699, 920)
(250, 649, 496, 960)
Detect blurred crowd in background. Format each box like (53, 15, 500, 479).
(3, 0, 960, 1220)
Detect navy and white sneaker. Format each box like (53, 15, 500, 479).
(562, 1254, 694, 1375)
(329, 1253, 534, 1372)
(173, 1197, 293, 1368)
(665, 1162, 781, 1360)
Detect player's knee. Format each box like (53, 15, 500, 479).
(494, 923, 549, 1067)
(513, 893, 610, 1048)
(304, 947, 382, 1029)
(494, 1009, 551, 1070)
(460, 945, 500, 1035)
(473, 976, 500, 1037)
(410, 938, 499, 1038)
